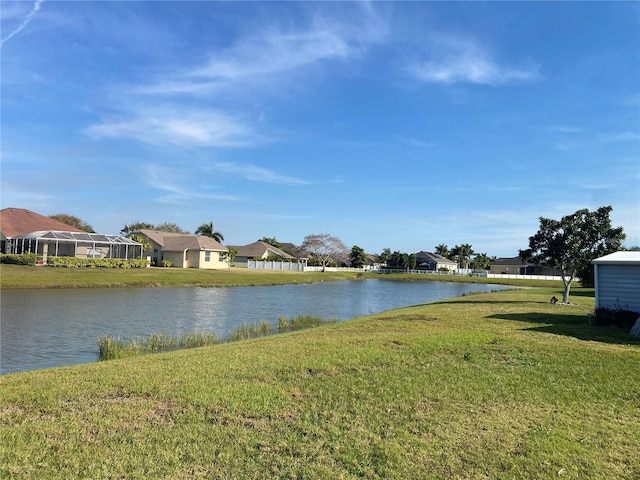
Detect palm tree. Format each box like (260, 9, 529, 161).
(471, 252, 494, 271)
(452, 244, 474, 269)
(434, 243, 451, 259)
(195, 221, 224, 243)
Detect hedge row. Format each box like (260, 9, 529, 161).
(1, 254, 148, 269)
(0, 253, 39, 265)
(47, 257, 149, 268)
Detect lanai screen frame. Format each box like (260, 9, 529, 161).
(9, 230, 143, 260)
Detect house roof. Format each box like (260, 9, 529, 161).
(491, 257, 530, 266)
(137, 229, 226, 252)
(231, 241, 294, 259)
(279, 242, 308, 258)
(1, 208, 85, 239)
(415, 251, 457, 265)
(592, 251, 640, 265)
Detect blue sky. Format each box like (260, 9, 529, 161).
(2, 1, 639, 256)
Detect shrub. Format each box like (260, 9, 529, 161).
(47, 257, 148, 268)
(0, 253, 38, 265)
(162, 259, 174, 267)
(590, 307, 639, 330)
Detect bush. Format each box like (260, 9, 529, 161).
(47, 257, 148, 268)
(0, 253, 38, 265)
(590, 307, 639, 330)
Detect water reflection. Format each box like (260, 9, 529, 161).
(1, 279, 509, 373)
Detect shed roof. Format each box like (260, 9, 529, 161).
(1, 208, 84, 238)
(592, 251, 640, 265)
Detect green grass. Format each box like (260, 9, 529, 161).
(0, 264, 565, 289)
(0, 264, 361, 289)
(2, 287, 638, 479)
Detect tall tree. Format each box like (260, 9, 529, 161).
(121, 222, 188, 234)
(519, 206, 625, 303)
(434, 243, 451, 259)
(121, 222, 154, 235)
(408, 253, 417, 271)
(350, 245, 367, 268)
(155, 222, 189, 234)
(301, 233, 348, 271)
(451, 244, 474, 269)
(259, 237, 281, 248)
(49, 213, 95, 233)
(195, 221, 224, 242)
(471, 252, 494, 271)
(378, 248, 391, 265)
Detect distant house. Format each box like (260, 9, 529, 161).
(136, 229, 227, 269)
(592, 251, 640, 313)
(1, 207, 141, 260)
(489, 257, 562, 276)
(279, 242, 308, 259)
(230, 241, 296, 267)
(415, 251, 458, 272)
(489, 257, 533, 275)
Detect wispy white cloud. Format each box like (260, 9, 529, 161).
(212, 162, 310, 186)
(85, 106, 258, 148)
(142, 165, 240, 204)
(596, 131, 640, 143)
(407, 35, 540, 86)
(395, 135, 439, 148)
(1, 0, 44, 47)
(546, 125, 583, 134)
(136, 8, 386, 99)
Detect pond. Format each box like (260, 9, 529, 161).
(1, 279, 511, 374)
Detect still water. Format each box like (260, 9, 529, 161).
(1, 279, 510, 374)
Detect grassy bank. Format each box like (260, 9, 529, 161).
(2, 288, 638, 479)
(0, 264, 563, 289)
(0, 264, 361, 289)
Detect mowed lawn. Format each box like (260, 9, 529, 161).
(1, 287, 639, 479)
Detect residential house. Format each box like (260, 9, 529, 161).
(229, 241, 296, 267)
(279, 242, 308, 259)
(489, 257, 562, 276)
(415, 251, 458, 272)
(136, 229, 227, 269)
(0, 207, 141, 260)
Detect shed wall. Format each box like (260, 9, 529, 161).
(596, 264, 640, 312)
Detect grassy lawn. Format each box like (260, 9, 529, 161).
(0, 264, 362, 289)
(2, 287, 638, 479)
(0, 264, 564, 289)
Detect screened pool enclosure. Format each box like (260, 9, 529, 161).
(8, 230, 143, 260)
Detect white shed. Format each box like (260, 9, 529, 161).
(592, 251, 640, 313)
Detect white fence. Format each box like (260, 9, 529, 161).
(248, 260, 305, 271)
(485, 273, 566, 281)
(248, 262, 567, 281)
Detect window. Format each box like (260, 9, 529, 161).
(205, 251, 211, 262)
